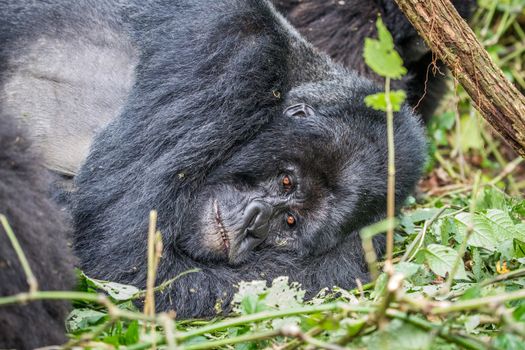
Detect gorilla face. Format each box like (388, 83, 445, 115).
(176, 78, 423, 268)
(185, 125, 343, 264)
(183, 104, 358, 265)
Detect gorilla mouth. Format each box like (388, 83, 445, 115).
(213, 199, 230, 253)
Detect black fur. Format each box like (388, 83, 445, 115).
(68, 0, 426, 318)
(273, 0, 476, 120)
(0, 114, 75, 349)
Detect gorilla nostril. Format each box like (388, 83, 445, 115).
(283, 103, 315, 118)
(243, 201, 272, 239)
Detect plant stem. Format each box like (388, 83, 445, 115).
(401, 206, 449, 263)
(144, 210, 159, 320)
(0, 214, 38, 293)
(179, 303, 356, 341)
(132, 268, 201, 299)
(432, 289, 525, 314)
(183, 330, 280, 350)
(387, 310, 487, 350)
(385, 76, 396, 265)
(443, 171, 481, 294)
(0, 291, 157, 322)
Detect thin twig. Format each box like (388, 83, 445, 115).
(442, 171, 481, 294)
(401, 206, 450, 263)
(132, 268, 201, 299)
(144, 210, 159, 319)
(432, 288, 525, 314)
(385, 76, 396, 265)
(0, 214, 39, 293)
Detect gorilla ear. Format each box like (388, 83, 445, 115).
(283, 103, 315, 118)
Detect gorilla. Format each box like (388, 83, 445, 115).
(71, 0, 427, 318)
(0, 0, 430, 319)
(0, 113, 75, 349)
(273, 0, 476, 121)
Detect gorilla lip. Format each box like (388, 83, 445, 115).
(213, 199, 230, 253)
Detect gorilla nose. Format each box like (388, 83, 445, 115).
(244, 201, 272, 239)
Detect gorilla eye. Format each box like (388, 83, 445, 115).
(283, 103, 315, 118)
(281, 175, 294, 192)
(286, 213, 296, 227)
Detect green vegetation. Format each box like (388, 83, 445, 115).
(1, 1, 525, 349)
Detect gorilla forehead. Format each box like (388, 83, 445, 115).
(217, 83, 389, 176)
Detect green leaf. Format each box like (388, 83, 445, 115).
(405, 208, 444, 223)
(513, 304, 525, 322)
(493, 333, 525, 350)
(364, 90, 406, 112)
(232, 276, 305, 314)
(364, 18, 407, 79)
(84, 275, 140, 301)
(455, 210, 523, 252)
(471, 247, 484, 281)
(367, 319, 433, 350)
(235, 342, 258, 350)
(460, 285, 481, 301)
(123, 320, 140, 345)
(240, 294, 267, 314)
(341, 318, 367, 337)
(424, 244, 467, 280)
(455, 213, 498, 251)
(371, 273, 388, 300)
(436, 217, 457, 245)
(477, 187, 507, 211)
(513, 239, 525, 258)
(66, 308, 107, 333)
(395, 262, 422, 280)
(485, 209, 523, 240)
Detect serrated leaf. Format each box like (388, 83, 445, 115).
(471, 247, 483, 281)
(232, 277, 304, 314)
(424, 244, 467, 280)
(455, 213, 498, 251)
(83, 275, 140, 301)
(363, 18, 407, 79)
(66, 308, 107, 332)
(485, 209, 523, 240)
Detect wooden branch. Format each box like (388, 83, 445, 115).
(394, 0, 525, 158)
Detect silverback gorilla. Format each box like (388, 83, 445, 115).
(0, 113, 75, 349)
(0, 0, 435, 320)
(71, 0, 426, 318)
